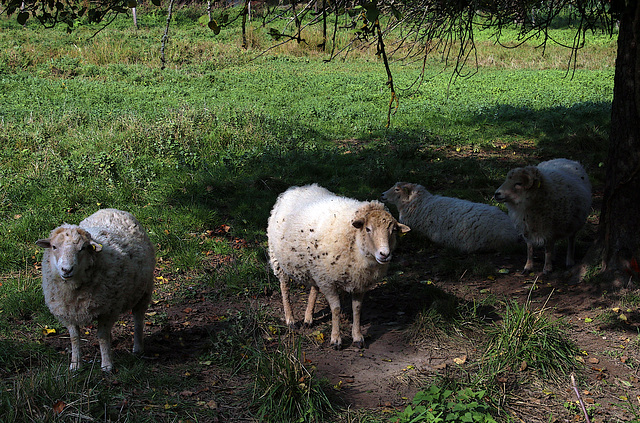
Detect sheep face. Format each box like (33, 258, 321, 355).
(36, 226, 103, 281)
(494, 166, 541, 206)
(380, 182, 415, 206)
(352, 209, 410, 264)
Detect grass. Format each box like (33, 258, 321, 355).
(480, 294, 581, 383)
(252, 337, 337, 423)
(0, 3, 619, 422)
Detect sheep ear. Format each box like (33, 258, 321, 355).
(36, 239, 51, 249)
(400, 185, 416, 201)
(352, 219, 365, 229)
(523, 167, 542, 189)
(397, 223, 410, 234)
(90, 240, 103, 252)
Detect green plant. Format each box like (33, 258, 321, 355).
(481, 293, 581, 382)
(252, 337, 337, 423)
(394, 384, 498, 423)
(563, 400, 601, 421)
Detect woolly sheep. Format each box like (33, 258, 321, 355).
(381, 182, 520, 253)
(36, 209, 155, 372)
(494, 158, 592, 274)
(267, 184, 410, 349)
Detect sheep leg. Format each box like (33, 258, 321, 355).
(351, 292, 365, 349)
(303, 285, 319, 327)
(543, 241, 555, 274)
(565, 235, 576, 268)
(132, 307, 146, 356)
(323, 289, 342, 350)
(524, 242, 535, 273)
(68, 324, 82, 371)
(96, 319, 114, 372)
(278, 272, 296, 328)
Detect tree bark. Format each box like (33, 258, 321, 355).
(593, 0, 640, 285)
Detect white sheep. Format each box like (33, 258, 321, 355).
(267, 184, 410, 349)
(494, 158, 592, 274)
(36, 208, 155, 371)
(381, 182, 520, 253)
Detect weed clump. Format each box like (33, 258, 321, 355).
(252, 338, 337, 423)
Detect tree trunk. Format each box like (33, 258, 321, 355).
(592, 0, 640, 286)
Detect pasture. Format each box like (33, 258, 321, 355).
(1, 3, 636, 422)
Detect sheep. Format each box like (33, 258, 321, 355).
(267, 184, 410, 349)
(36, 208, 155, 372)
(493, 158, 592, 274)
(381, 182, 521, 253)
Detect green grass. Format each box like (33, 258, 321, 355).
(252, 337, 337, 423)
(0, 4, 617, 422)
(480, 295, 581, 383)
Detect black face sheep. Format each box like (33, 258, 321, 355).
(494, 158, 592, 274)
(267, 184, 410, 350)
(381, 182, 520, 253)
(36, 209, 155, 372)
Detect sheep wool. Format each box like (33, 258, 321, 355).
(37, 208, 155, 371)
(381, 182, 520, 253)
(267, 184, 409, 349)
(494, 158, 592, 274)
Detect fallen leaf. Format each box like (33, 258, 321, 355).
(53, 400, 66, 414)
(42, 327, 56, 336)
(453, 355, 467, 365)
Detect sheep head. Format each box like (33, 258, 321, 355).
(37, 225, 103, 281)
(381, 182, 414, 206)
(352, 206, 410, 265)
(494, 166, 542, 206)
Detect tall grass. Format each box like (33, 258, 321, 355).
(252, 337, 337, 423)
(480, 294, 581, 383)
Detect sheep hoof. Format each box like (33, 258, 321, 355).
(303, 321, 313, 328)
(285, 322, 299, 331)
(331, 341, 343, 350)
(352, 340, 365, 349)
